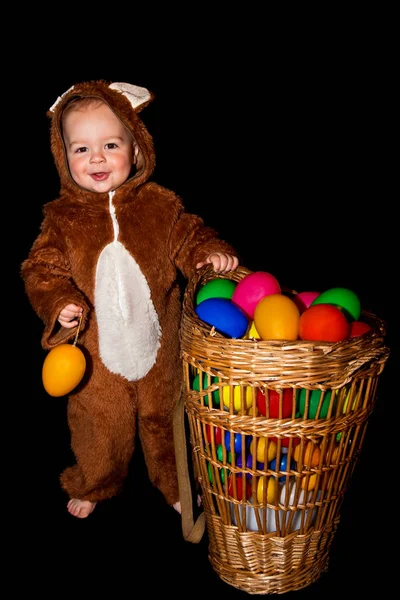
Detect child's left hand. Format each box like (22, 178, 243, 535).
(196, 253, 239, 274)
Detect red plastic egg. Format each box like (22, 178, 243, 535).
(256, 388, 293, 418)
(270, 436, 301, 449)
(349, 320, 372, 337)
(299, 304, 350, 342)
(228, 474, 252, 500)
(205, 424, 222, 445)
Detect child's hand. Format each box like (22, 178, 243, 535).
(58, 303, 83, 329)
(196, 253, 239, 274)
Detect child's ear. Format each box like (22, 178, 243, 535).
(134, 145, 145, 171)
(132, 144, 139, 164)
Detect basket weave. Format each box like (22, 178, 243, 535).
(180, 265, 389, 595)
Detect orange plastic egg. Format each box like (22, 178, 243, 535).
(300, 473, 318, 491)
(254, 294, 300, 341)
(42, 343, 86, 397)
(294, 441, 321, 467)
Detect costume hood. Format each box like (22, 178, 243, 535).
(47, 80, 156, 194)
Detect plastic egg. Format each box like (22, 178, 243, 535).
(225, 431, 248, 454)
(300, 473, 318, 491)
(254, 294, 300, 340)
(257, 475, 279, 503)
(236, 453, 263, 478)
(232, 271, 281, 319)
(299, 304, 350, 342)
(342, 388, 359, 413)
(311, 287, 361, 321)
(270, 454, 296, 482)
(243, 321, 260, 339)
(196, 278, 237, 305)
(254, 437, 278, 463)
(222, 385, 253, 411)
(279, 480, 320, 532)
(293, 441, 321, 467)
(42, 343, 86, 397)
(293, 291, 320, 313)
(270, 436, 301, 449)
(256, 388, 293, 418)
(192, 372, 220, 406)
(217, 444, 232, 464)
(207, 461, 228, 485)
(297, 388, 333, 419)
(205, 424, 222, 445)
(195, 297, 249, 338)
(228, 474, 252, 500)
(230, 501, 278, 532)
(349, 320, 372, 338)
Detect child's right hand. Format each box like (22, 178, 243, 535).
(58, 304, 83, 329)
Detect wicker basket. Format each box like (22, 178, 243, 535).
(180, 265, 390, 595)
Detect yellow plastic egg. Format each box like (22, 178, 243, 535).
(255, 438, 278, 463)
(42, 343, 86, 397)
(243, 321, 261, 339)
(343, 389, 359, 413)
(222, 385, 253, 411)
(257, 476, 278, 504)
(300, 473, 318, 491)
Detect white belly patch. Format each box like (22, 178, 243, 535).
(95, 240, 161, 380)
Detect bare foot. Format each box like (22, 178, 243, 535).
(67, 498, 97, 518)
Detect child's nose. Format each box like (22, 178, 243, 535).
(90, 150, 105, 163)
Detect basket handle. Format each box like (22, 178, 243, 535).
(173, 389, 205, 543)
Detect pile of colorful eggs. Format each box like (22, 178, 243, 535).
(194, 271, 372, 342)
(192, 373, 350, 419)
(203, 424, 339, 532)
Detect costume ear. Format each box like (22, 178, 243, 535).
(109, 82, 152, 112)
(48, 85, 75, 113)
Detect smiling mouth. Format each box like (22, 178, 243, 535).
(91, 172, 109, 181)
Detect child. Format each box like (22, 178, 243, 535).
(21, 80, 239, 519)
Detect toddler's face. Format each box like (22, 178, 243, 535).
(63, 103, 134, 193)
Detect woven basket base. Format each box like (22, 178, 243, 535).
(206, 514, 338, 595)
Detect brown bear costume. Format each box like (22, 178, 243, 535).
(21, 80, 237, 508)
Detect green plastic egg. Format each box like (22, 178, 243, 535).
(311, 287, 361, 321)
(192, 372, 220, 406)
(196, 278, 237, 305)
(297, 388, 334, 419)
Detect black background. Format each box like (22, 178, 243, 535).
(12, 22, 395, 598)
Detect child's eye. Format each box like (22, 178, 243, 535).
(105, 143, 118, 149)
(75, 146, 88, 154)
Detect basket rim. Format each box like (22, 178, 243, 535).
(181, 265, 387, 354)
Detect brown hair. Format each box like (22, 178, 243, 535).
(61, 97, 106, 126)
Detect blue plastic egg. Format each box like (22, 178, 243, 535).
(270, 455, 296, 483)
(195, 297, 249, 338)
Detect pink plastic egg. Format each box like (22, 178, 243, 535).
(293, 291, 320, 314)
(232, 271, 281, 319)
